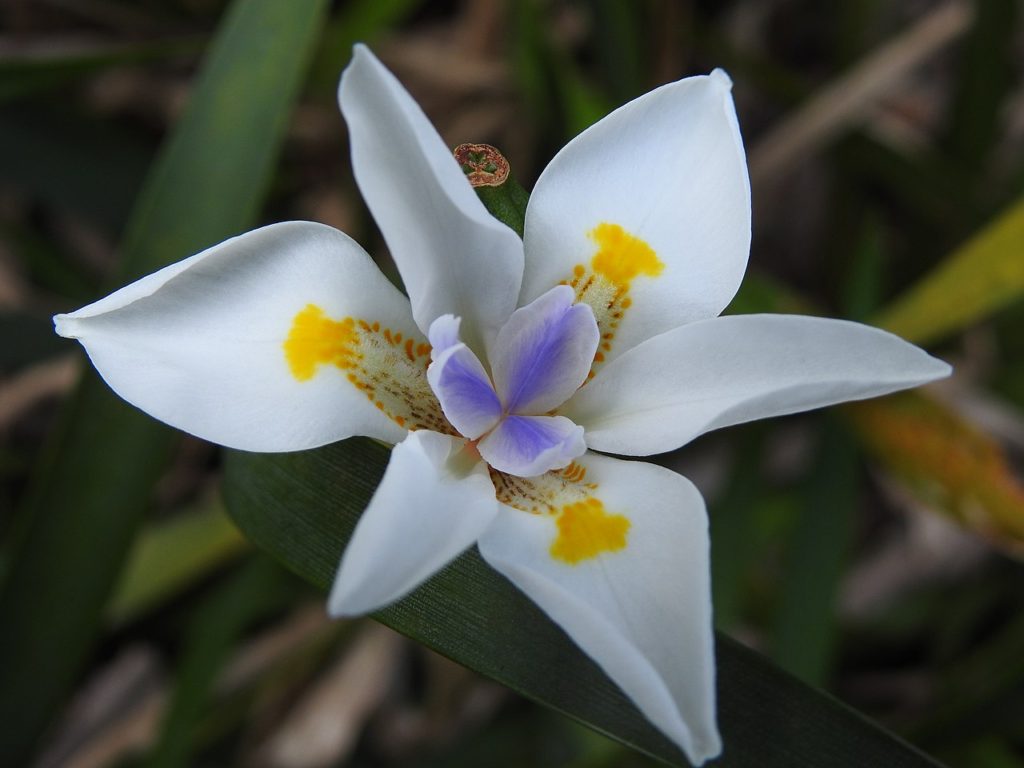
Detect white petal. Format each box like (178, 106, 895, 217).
(478, 453, 719, 764)
(340, 46, 525, 357)
(521, 69, 750, 366)
(54, 221, 435, 451)
(328, 430, 499, 616)
(477, 414, 586, 477)
(564, 314, 952, 456)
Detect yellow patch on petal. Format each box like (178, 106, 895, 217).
(563, 223, 663, 379)
(491, 462, 629, 564)
(283, 304, 452, 434)
(589, 222, 664, 286)
(284, 305, 358, 381)
(550, 497, 630, 565)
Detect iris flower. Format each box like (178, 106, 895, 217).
(54, 46, 949, 765)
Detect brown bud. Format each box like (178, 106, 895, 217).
(454, 143, 510, 188)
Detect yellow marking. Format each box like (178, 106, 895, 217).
(563, 223, 664, 381)
(283, 304, 452, 434)
(284, 305, 357, 382)
(589, 222, 663, 286)
(550, 498, 630, 565)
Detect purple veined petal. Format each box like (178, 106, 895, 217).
(490, 285, 599, 415)
(477, 414, 586, 477)
(427, 316, 502, 440)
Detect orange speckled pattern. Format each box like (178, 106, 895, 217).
(563, 223, 664, 379)
(283, 303, 452, 434)
(491, 460, 631, 565)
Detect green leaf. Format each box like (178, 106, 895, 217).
(223, 440, 943, 767)
(770, 417, 858, 685)
(0, 1, 328, 763)
(871, 195, 1024, 345)
(107, 499, 248, 625)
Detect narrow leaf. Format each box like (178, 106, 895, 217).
(107, 500, 248, 625)
(847, 391, 1024, 557)
(872, 195, 1024, 345)
(223, 441, 943, 767)
(771, 417, 858, 685)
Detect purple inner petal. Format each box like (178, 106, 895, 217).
(491, 285, 599, 415)
(477, 414, 586, 477)
(427, 343, 502, 439)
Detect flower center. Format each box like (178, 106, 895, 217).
(426, 285, 599, 478)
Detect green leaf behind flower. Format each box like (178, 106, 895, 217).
(224, 441, 943, 768)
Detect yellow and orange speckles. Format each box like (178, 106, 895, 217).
(491, 461, 629, 564)
(283, 304, 452, 434)
(550, 497, 630, 565)
(589, 222, 663, 286)
(491, 463, 597, 515)
(563, 223, 663, 379)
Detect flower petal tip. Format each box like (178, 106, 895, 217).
(709, 67, 733, 91)
(53, 313, 79, 339)
(929, 357, 954, 382)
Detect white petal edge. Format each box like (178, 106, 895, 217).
(328, 430, 499, 617)
(54, 221, 414, 451)
(563, 314, 953, 456)
(521, 68, 750, 365)
(477, 453, 719, 765)
(340, 45, 525, 357)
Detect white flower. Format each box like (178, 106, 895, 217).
(53, 46, 950, 765)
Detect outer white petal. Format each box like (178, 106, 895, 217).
(329, 430, 499, 617)
(340, 45, 524, 356)
(478, 453, 719, 764)
(54, 222, 414, 451)
(521, 69, 750, 364)
(564, 314, 953, 456)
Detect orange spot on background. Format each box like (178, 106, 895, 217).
(588, 222, 663, 287)
(550, 497, 630, 565)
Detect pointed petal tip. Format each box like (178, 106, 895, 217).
(709, 67, 733, 90)
(326, 580, 377, 619)
(927, 356, 954, 382)
(53, 313, 78, 339)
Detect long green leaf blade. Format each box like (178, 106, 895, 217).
(872, 195, 1024, 345)
(0, 1, 327, 762)
(223, 440, 943, 767)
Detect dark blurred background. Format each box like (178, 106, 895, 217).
(1, 1, 1023, 766)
